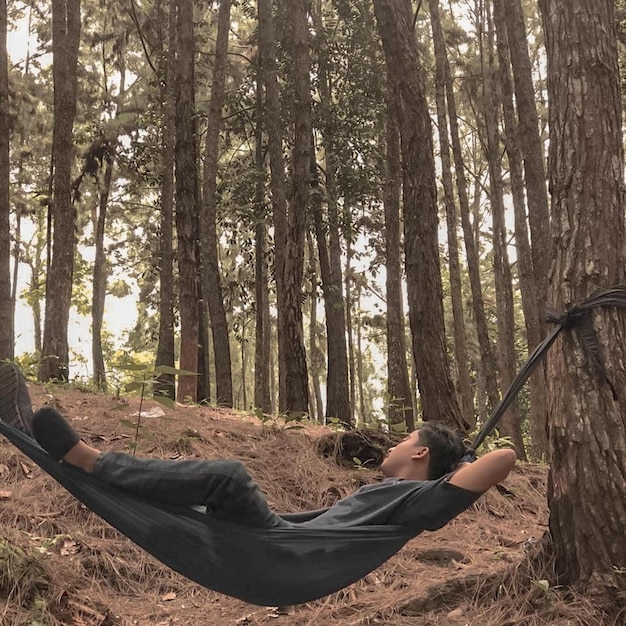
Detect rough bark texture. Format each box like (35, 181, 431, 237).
(154, 0, 177, 401)
(373, 0, 466, 432)
(0, 0, 12, 360)
(539, 0, 626, 589)
(40, 0, 81, 381)
(428, 0, 473, 425)
(258, 0, 308, 416)
(383, 86, 414, 432)
(505, 0, 550, 458)
(200, 0, 233, 407)
(174, 0, 199, 403)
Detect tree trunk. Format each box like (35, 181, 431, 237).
(493, 0, 546, 460)
(504, 0, 550, 458)
(306, 231, 324, 423)
(345, 239, 356, 425)
(92, 151, 114, 391)
(445, 6, 501, 417)
(258, 0, 308, 416)
(383, 82, 414, 432)
(174, 0, 198, 403)
(200, 0, 233, 407)
(428, 0, 474, 426)
(373, 0, 467, 432)
(0, 0, 11, 360)
(280, 0, 310, 416)
(40, 0, 81, 382)
(311, 0, 351, 427)
(253, 55, 271, 413)
(479, 2, 525, 457)
(155, 0, 177, 401)
(539, 0, 626, 589)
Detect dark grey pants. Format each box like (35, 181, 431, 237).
(93, 452, 287, 528)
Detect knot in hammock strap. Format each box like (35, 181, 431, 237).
(470, 284, 626, 452)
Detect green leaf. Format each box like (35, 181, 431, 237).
(153, 394, 176, 410)
(119, 419, 137, 429)
(125, 381, 147, 392)
(115, 363, 149, 371)
(533, 580, 551, 594)
(154, 365, 198, 376)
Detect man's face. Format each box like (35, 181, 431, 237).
(381, 430, 427, 477)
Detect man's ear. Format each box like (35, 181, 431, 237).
(411, 446, 429, 461)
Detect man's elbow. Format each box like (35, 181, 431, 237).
(494, 448, 516, 483)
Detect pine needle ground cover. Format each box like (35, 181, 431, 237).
(0, 382, 618, 626)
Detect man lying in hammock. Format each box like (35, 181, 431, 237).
(0, 363, 515, 532)
(1, 363, 518, 606)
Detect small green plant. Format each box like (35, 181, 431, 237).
(251, 407, 308, 431)
(114, 363, 196, 454)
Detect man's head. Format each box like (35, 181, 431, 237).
(381, 423, 466, 481)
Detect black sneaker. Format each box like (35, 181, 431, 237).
(0, 363, 35, 435)
(32, 407, 80, 461)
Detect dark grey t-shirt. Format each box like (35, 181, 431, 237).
(299, 475, 481, 532)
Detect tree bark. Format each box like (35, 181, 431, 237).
(0, 0, 11, 360)
(92, 150, 114, 391)
(200, 0, 233, 407)
(539, 0, 626, 589)
(253, 54, 271, 414)
(155, 0, 177, 401)
(373, 0, 467, 432)
(428, 0, 474, 426)
(40, 0, 81, 381)
(311, 0, 351, 427)
(383, 82, 414, 432)
(258, 0, 309, 416)
(174, 0, 199, 403)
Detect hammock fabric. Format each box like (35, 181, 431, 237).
(0, 422, 416, 606)
(2, 285, 625, 605)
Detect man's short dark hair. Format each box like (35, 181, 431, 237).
(417, 423, 466, 480)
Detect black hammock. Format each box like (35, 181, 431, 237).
(2, 285, 625, 606)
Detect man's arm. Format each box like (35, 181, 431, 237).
(448, 448, 516, 493)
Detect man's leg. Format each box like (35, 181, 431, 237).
(32, 407, 286, 528)
(0, 363, 35, 435)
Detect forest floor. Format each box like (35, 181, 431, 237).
(0, 380, 621, 626)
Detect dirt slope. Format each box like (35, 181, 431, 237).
(0, 382, 614, 625)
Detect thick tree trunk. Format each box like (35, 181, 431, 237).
(155, 0, 177, 401)
(539, 0, 626, 589)
(40, 0, 81, 382)
(373, 0, 467, 432)
(504, 0, 550, 458)
(0, 0, 11, 360)
(280, 0, 311, 416)
(493, 0, 546, 459)
(383, 84, 414, 432)
(306, 231, 324, 423)
(428, 0, 473, 426)
(258, 0, 308, 416)
(200, 0, 233, 407)
(174, 0, 198, 403)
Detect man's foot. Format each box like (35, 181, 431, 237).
(32, 406, 81, 462)
(0, 363, 34, 435)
